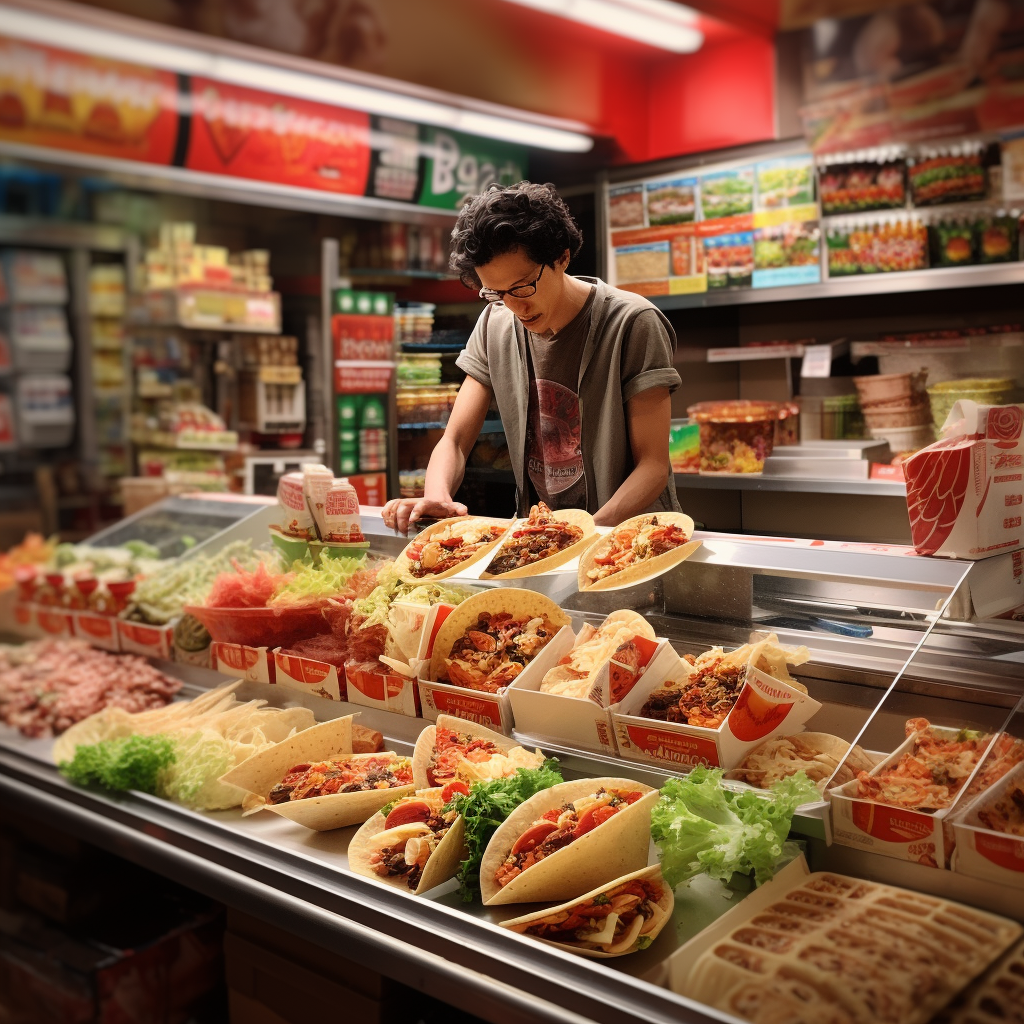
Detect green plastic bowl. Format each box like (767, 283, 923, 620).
(926, 377, 1017, 436)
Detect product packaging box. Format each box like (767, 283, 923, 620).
(951, 761, 1024, 889)
(904, 401, 1024, 559)
(613, 654, 820, 771)
(273, 652, 345, 702)
(118, 620, 174, 659)
(213, 642, 275, 684)
(70, 611, 121, 652)
(35, 607, 71, 639)
(11, 600, 39, 638)
(345, 664, 419, 717)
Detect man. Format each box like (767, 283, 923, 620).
(382, 181, 681, 534)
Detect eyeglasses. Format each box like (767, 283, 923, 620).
(478, 264, 545, 303)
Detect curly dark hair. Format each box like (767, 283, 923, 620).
(449, 181, 584, 288)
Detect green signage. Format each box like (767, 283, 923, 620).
(418, 128, 527, 210)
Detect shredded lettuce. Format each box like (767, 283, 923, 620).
(158, 730, 237, 809)
(268, 556, 367, 608)
(59, 734, 176, 795)
(651, 766, 818, 888)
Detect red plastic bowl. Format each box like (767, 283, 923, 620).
(183, 604, 331, 649)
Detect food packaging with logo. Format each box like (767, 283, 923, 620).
(687, 400, 781, 474)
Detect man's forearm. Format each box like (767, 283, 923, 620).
(424, 435, 468, 502)
(593, 459, 668, 525)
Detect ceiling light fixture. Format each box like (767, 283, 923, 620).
(0, 5, 595, 152)
(500, 0, 704, 53)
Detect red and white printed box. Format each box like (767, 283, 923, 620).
(71, 611, 120, 652)
(613, 655, 821, 771)
(509, 634, 676, 755)
(35, 607, 72, 639)
(951, 762, 1024, 890)
(11, 601, 39, 637)
(118, 620, 174, 659)
(213, 642, 275, 684)
(273, 652, 345, 702)
(419, 623, 574, 736)
(904, 401, 1024, 560)
(830, 725, 987, 869)
(346, 663, 419, 717)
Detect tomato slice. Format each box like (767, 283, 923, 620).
(384, 800, 432, 829)
(574, 803, 618, 837)
(511, 821, 558, 857)
(441, 781, 469, 803)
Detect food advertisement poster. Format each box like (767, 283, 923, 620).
(703, 232, 754, 291)
(753, 221, 821, 288)
(755, 156, 815, 210)
(646, 177, 698, 225)
(699, 167, 755, 219)
(609, 184, 645, 229)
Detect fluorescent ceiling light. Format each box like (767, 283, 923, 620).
(0, 6, 594, 152)
(501, 0, 704, 52)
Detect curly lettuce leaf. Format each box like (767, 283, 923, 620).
(59, 734, 176, 795)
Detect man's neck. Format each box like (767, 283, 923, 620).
(537, 274, 592, 339)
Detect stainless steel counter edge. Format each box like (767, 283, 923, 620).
(0, 747, 739, 1024)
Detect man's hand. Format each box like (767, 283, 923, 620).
(381, 497, 468, 535)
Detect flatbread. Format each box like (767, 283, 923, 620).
(729, 732, 876, 791)
(479, 508, 595, 579)
(577, 512, 700, 593)
(348, 788, 467, 895)
(428, 588, 571, 684)
(479, 777, 657, 906)
(217, 717, 413, 830)
(395, 516, 511, 582)
(412, 715, 544, 789)
(499, 865, 674, 958)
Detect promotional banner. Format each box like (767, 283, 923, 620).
(418, 128, 526, 209)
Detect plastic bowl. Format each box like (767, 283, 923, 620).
(183, 604, 330, 649)
(862, 401, 931, 429)
(853, 370, 927, 408)
(687, 401, 782, 474)
(927, 377, 1017, 434)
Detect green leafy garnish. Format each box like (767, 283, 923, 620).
(59, 735, 177, 795)
(592, 893, 611, 906)
(636, 935, 653, 950)
(651, 766, 818, 888)
(441, 761, 563, 902)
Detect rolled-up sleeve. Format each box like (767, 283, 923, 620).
(620, 309, 681, 402)
(455, 309, 493, 389)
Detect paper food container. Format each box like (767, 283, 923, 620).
(904, 401, 1024, 560)
(213, 642, 275, 684)
(509, 634, 676, 755)
(71, 610, 121, 652)
(829, 724, 991, 868)
(11, 601, 39, 638)
(613, 656, 820, 771)
(951, 761, 1024, 890)
(118, 619, 174, 659)
(273, 651, 345, 702)
(346, 662, 420, 717)
(36, 607, 72, 639)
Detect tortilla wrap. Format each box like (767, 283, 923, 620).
(480, 508, 596, 579)
(577, 512, 700, 593)
(348, 788, 468, 895)
(499, 865, 674, 957)
(428, 588, 572, 683)
(479, 777, 658, 906)
(412, 715, 544, 790)
(395, 516, 511, 582)
(729, 732, 877, 791)
(218, 716, 413, 830)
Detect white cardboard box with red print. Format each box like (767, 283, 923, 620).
(420, 621, 575, 736)
(11, 601, 39, 638)
(35, 606, 72, 639)
(904, 401, 1024, 560)
(117, 620, 174, 659)
(70, 611, 121, 652)
(951, 761, 1024, 890)
(612, 657, 821, 771)
(212, 642, 275, 684)
(508, 634, 677, 755)
(272, 651, 344, 702)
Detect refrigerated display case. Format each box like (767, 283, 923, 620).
(0, 502, 1022, 1024)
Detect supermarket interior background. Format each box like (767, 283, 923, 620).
(2, 0, 1024, 1022)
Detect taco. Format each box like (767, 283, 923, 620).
(577, 512, 699, 593)
(429, 589, 571, 694)
(396, 516, 510, 581)
(412, 715, 545, 789)
(730, 732, 876, 792)
(480, 503, 595, 579)
(218, 716, 414, 830)
(539, 610, 656, 701)
(479, 777, 658, 906)
(348, 786, 467, 894)
(500, 866, 673, 957)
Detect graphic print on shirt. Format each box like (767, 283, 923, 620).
(526, 378, 586, 508)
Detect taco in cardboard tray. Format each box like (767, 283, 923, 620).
(729, 732, 877, 792)
(396, 516, 510, 581)
(219, 716, 414, 830)
(500, 865, 673, 957)
(413, 715, 546, 789)
(577, 512, 700, 593)
(349, 786, 467, 895)
(539, 610, 656, 702)
(429, 589, 571, 694)
(479, 777, 658, 906)
(480, 502, 595, 579)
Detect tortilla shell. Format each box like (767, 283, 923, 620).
(348, 789, 468, 895)
(396, 516, 511, 582)
(428, 588, 572, 683)
(479, 508, 596, 579)
(577, 513, 700, 593)
(731, 731, 876, 791)
(479, 777, 658, 906)
(599, 609, 656, 641)
(412, 715, 539, 789)
(499, 865, 674, 958)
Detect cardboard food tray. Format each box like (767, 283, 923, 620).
(70, 610, 121, 651)
(35, 606, 72, 639)
(273, 651, 345, 702)
(118, 619, 174, 659)
(951, 760, 1024, 889)
(213, 641, 276, 684)
(613, 656, 821, 771)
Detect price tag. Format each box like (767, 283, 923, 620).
(801, 344, 833, 378)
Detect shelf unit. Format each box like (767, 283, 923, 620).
(674, 472, 906, 497)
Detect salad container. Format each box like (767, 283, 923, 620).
(687, 400, 782, 474)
